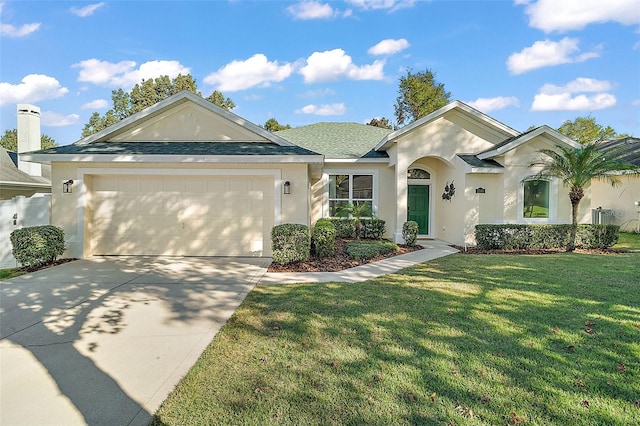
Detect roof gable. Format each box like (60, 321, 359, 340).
(0, 148, 51, 186)
(477, 125, 580, 160)
(375, 100, 519, 151)
(77, 91, 294, 146)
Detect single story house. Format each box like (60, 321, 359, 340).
(21, 91, 638, 258)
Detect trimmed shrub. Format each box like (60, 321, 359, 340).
(346, 240, 398, 261)
(475, 224, 619, 250)
(361, 219, 386, 240)
(10, 225, 65, 267)
(271, 224, 310, 264)
(312, 219, 336, 258)
(328, 218, 356, 238)
(577, 225, 619, 249)
(402, 221, 419, 246)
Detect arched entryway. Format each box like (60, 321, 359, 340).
(407, 167, 433, 237)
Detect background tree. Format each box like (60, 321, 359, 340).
(81, 74, 236, 138)
(394, 69, 451, 126)
(0, 129, 58, 151)
(366, 117, 393, 129)
(558, 116, 631, 145)
(528, 142, 639, 251)
(262, 118, 291, 132)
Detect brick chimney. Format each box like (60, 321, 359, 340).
(17, 104, 42, 177)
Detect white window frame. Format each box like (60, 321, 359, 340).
(517, 175, 558, 223)
(323, 169, 379, 218)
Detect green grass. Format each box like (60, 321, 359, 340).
(0, 268, 25, 281)
(614, 232, 640, 251)
(152, 253, 640, 425)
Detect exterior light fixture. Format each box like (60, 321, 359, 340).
(283, 181, 291, 195)
(63, 179, 74, 194)
(475, 187, 486, 194)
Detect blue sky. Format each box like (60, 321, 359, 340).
(1, 0, 639, 146)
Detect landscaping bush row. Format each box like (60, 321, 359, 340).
(10, 225, 65, 267)
(327, 218, 386, 239)
(271, 220, 391, 265)
(475, 224, 619, 250)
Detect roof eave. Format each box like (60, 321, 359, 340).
(477, 125, 580, 160)
(21, 153, 324, 164)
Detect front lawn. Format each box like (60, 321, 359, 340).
(614, 232, 640, 251)
(153, 253, 640, 425)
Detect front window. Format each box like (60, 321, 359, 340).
(329, 174, 373, 217)
(523, 179, 550, 218)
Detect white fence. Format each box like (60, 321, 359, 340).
(0, 194, 51, 269)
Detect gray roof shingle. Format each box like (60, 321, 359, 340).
(33, 141, 321, 156)
(276, 122, 392, 159)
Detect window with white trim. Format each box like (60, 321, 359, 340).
(523, 179, 550, 219)
(328, 174, 373, 217)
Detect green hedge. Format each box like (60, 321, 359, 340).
(271, 224, 311, 264)
(475, 224, 619, 250)
(327, 218, 385, 239)
(10, 225, 65, 267)
(346, 240, 398, 261)
(402, 221, 419, 246)
(312, 219, 336, 258)
(328, 218, 356, 238)
(361, 219, 386, 239)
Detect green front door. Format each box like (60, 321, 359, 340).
(408, 185, 429, 234)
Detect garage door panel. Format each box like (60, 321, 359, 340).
(90, 175, 274, 256)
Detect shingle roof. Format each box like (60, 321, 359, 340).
(598, 137, 640, 167)
(476, 126, 542, 156)
(276, 122, 392, 159)
(0, 148, 51, 186)
(457, 154, 503, 168)
(33, 141, 320, 156)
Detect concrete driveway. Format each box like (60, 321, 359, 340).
(0, 256, 270, 426)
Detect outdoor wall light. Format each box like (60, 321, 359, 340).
(475, 187, 486, 194)
(283, 181, 291, 195)
(63, 179, 74, 194)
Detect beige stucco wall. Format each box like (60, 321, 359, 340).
(590, 175, 640, 232)
(52, 162, 310, 258)
(310, 161, 395, 238)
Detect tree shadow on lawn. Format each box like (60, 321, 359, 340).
(173, 253, 639, 425)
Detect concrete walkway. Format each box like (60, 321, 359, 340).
(258, 239, 458, 284)
(0, 256, 270, 426)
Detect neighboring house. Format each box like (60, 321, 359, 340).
(20, 91, 633, 259)
(590, 137, 640, 231)
(1, 105, 51, 199)
(0, 147, 51, 199)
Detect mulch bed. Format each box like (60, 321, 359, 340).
(16, 258, 77, 273)
(267, 238, 424, 273)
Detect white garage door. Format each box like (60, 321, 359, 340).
(90, 174, 274, 256)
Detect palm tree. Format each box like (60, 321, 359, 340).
(336, 202, 373, 239)
(528, 141, 639, 251)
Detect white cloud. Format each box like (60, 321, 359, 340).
(0, 74, 68, 106)
(73, 59, 190, 88)
(287, 1, 336, 20)
(346, 0, 415, 12)
(300, 49, 385, 83)
(531, 77, 616, 111)
(507, 37, 600, 74)
(521, 0, 640, 33)
(71, 2, 105, 17)
(81, 99, 109, 109)
(368, 38, 409, 55)
(0, 22, 41, 37)
(41, 111, 80, 127)
(296, 103, 346, 115)
(204, 54, 293, 91)
(467, 96, 519, 112)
